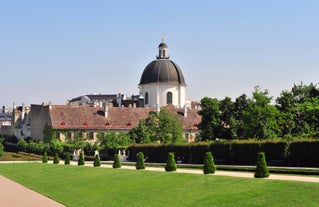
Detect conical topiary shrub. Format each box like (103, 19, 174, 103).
(165, 152, 177, 172)
(42, 151, 48, 163)
(136, 152, 145, 170)
(53, 153, 60, 164)
(64, 152, 70, 165)
(78, 151, 85, 166)
(93, 154, 101, 167)
(203, 152, 216, 174)
(254, 152, 269, 178)
(113, 154, 121, 168)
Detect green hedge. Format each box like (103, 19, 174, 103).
(289, 140, 319, 167)
(127, 139, 319, 167)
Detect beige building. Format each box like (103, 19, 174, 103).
(30, 103, 201, 142)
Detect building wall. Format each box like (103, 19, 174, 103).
(30, 104, 52, 141)
(140, 83, 186, 108)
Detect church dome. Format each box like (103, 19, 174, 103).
(139, 39, 186, 85)
(139, 59, 186, 85)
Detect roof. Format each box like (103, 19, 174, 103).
(158, 42, 168, 48)
(48, 105, 200, 131)
(139, 59, 186, 85)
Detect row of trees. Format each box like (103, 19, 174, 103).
(199, 83, 319, 140)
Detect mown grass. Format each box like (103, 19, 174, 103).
(0, 152, 44, 161)
(0, 163, 319, 207)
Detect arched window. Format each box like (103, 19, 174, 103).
(145, 92, 149, 105)
(167, 92, 173, 104)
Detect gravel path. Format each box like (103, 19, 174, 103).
(0, 175, 65, 207)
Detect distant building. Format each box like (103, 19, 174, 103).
(30, 103, 200, 142)
(3, 37, 201, 142)
(139, 37, 186, 108)
(0, 103, 31, 139)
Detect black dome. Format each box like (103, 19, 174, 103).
(139, 59, 186, 85)
(158, 42, 168, 48)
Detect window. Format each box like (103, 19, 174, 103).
(89, 132, 94, 140)
(145, 92, 149, 105)
(56, 132, 60, 139)
(67, 132, 72, 139)
(167, 92, 173, 104)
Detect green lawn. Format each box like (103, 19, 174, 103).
(0, 163, 319, 207)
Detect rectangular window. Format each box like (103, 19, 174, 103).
(89, 132, 94, 140)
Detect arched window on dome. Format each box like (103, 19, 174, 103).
(167, 92, 173, 104)
(145, 92, 149, 105)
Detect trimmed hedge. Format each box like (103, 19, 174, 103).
(165, 152, 177, 172)
(289, 140, 319, 167)
(127, 139, 319, 167)
(113, 154, 121, 168)
(254, 152, 269, 178)
(136, 152, 145, 170)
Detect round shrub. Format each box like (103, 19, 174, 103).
(203, 152, 216, 174)
(165, 152, 177, 172)
(78, 151, 85, 166)
(53, 153, 60, 164)
(64, 152, 70, 165)
(254, 152, 269, 178)
(136, 152, 145, 170)
(94, 154, 101, 167)
(113, 154, 121, 168)
(42, 151, 48, 163)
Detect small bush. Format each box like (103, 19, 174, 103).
(0, 143, 4, 157)
(53, 153, 60, 164)
(203, 152, 216, 174)
(136, 152, 145, 170)
(78, 151, 85, 166)
(165, 152, 177, 172)
(254, 152, 269, 178)
(42, 151, 48, 163)
(64, 152, 70, 165)
(113, 154, 121, 168)
(93, 154, 101, 167)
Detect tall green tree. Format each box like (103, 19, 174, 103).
(219, 97, 237, 139)
(242, 86, 280, 139)
(129, 108, 184, 144)
(234, 94, 249, 138)
(198, 97, 221, 141)
(157, 108, 184, 143)
(98, 132, 132, 150)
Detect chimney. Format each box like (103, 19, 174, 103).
(21, 102, 26, 120)
(117, 93, 122, 107)
(104, 102, 108, 118)
(184, 104, 188, 117)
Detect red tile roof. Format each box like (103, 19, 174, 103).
(49, 105, 201, 131)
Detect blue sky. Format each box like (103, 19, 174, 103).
(1, 1, 318, 107)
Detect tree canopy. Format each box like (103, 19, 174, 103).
(198, 83, 319, 140)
